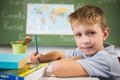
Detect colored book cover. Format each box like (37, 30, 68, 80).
(0, 63, 48, 80)
(0, 53, 28, 69)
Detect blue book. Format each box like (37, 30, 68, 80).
(0, 53, 28, 69)
(0, 73, 24, 80)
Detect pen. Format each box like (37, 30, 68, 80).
(34, 35, 40, 64)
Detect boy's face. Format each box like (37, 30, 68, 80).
(72, 22, 109, 56)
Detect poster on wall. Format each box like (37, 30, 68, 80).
(26, 4, 74, 35)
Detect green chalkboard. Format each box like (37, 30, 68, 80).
(0, 0, 120, 47)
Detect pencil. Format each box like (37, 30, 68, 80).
(34, 35, 40, 64)
(22, 36, 31, 45)
(24, 38, 32, 45)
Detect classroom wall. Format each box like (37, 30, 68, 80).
(0, 0, 120, 47)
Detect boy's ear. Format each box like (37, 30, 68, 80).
(103, 27, 110, 41)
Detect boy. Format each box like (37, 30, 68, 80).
(30, 5, 120, 80)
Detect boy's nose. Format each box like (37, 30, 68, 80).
(81, 36, 90, 44)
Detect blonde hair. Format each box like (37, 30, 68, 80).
(69, 5, 107, 32)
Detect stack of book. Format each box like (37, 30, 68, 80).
(0, 53, 48, 80)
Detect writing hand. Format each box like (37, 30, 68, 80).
(30, 52, 43, 64)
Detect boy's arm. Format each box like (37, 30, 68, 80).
(40, 50, 66, 62)
(52, 58, 89, 77)
(30, 50, 66, 63)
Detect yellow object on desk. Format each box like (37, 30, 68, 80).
(19, 63, 47, 76)
(11, 44, 27, 54)
(10, 36, 32, 54)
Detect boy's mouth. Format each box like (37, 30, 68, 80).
(81, 46, 93, 51)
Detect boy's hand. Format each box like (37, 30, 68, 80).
(30, 52, 43, 64)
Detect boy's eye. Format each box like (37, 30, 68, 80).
(87, 32, 96, 35)
(75, 33, 81, 37)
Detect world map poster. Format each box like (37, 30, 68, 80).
(26, 4, 74, 35)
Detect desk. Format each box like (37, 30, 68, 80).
(39, 77, 99, 80)
(23, 61, 99, 80)
(27, 61, 99, 80)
